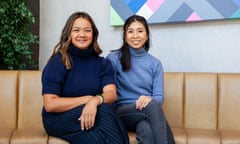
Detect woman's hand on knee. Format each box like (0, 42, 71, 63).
(136, 95, 152, 110)
(79, 97, 98, 131)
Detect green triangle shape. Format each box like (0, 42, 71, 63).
(110, 6, 124, 26)
(230, 8, 240, 19)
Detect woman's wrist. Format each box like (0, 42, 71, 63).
(96, 94, 104, 104)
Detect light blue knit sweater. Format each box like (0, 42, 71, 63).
(107, 47, 164, 106)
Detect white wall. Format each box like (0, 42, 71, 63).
(40, 0, 240, 73)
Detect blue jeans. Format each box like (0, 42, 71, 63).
(115, 101, 175, 144)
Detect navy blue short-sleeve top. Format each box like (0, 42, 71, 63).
(42, 45, 115, 97)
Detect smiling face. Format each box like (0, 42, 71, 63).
(125, 21, 148, 49)
(70, 17, 93, 49)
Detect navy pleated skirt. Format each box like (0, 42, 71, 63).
(42, 104, 129, 144)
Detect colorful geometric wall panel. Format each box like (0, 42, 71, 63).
(110, 0, 240, 26)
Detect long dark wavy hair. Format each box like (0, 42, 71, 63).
(118, 15, 150, 71)
(49, 11, 102, 69)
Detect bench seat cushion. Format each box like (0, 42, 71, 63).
(186, 129, 220, 144)
(0, 71, 18, 144)
(220, 130, 240, 144)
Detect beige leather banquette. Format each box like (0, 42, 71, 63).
(0, 70, 240, 144)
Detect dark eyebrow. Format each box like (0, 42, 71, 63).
(72, 26, 92, 29)
(127, 27, 144, 30)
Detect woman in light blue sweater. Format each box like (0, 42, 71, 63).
(107, 15, 175, 144)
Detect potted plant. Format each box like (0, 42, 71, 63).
(0, 0, 37, 70)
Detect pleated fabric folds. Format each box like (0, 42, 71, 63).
(42, 104, 129, 144)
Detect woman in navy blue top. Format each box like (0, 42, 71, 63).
(41, 11, 129, 144)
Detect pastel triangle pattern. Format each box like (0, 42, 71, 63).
(110, 0, 240, 26)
